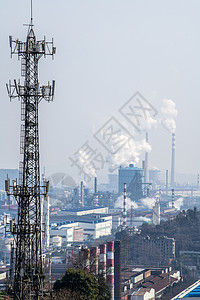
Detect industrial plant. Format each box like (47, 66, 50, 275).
(0, 1, 200, 300)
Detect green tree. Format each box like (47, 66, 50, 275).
(97, 273, 111, 300)
(54, 268, 99, 300)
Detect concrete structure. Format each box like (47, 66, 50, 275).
(131, 288, 155, 300)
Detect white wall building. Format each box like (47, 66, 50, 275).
(131, 288, 155, 300)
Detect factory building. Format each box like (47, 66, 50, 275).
(118, 164, 144, 201)
(50, 208, 112, 241)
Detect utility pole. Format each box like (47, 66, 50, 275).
(5, 4, 56, 299)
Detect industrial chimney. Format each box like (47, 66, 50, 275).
(171, 133, 175, 187)
(144, 132, 149, 183)
(171, 188, 175, 209)
(94, 177, 97, 194)
(80, 181, 84, 207)
(166, 170, 168, 196)
(123, 183, 127, 227)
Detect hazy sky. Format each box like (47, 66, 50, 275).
(1, 0, 200, 186)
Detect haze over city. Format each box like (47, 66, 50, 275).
(1, 0, 200, 186)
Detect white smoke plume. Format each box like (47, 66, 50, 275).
(161, 99, 178, 133)
(144, 110, 159, 130)
(108, 137, 152, 172)
(174, 197, 184, 210)
(140, 197, 156, 209)
(115, 195, 138, 210)
(134, 216, 151, 223)
(74, 149, 97, 178)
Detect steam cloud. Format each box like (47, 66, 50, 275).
(140, 197, 156, 209)
(161, 99, 178, 133)
(174, 197, 184, 210)
(115, 195, 138, 210)
(108, 136, 152, 172)
(75, 149, 97, 178)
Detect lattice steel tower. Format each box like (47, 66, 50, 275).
(5, 8, 56, 299)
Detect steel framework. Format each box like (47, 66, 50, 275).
(5, 17, 55, 299)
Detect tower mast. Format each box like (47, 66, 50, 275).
(5, 6, 56, 299)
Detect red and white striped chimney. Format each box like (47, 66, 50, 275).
(123, 183, 127, 227)
(99, 244, 106, 278)
(107, 241, 114, 300)
(90, 246, 98, 275)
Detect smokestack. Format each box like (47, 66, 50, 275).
(142, 160, 145, 170)
(171, 133, 175, 187)
(107, 241, 114, 300)
(114, 241, 121, 300)
(123, 183, 127, 227)
(197, 174, 199, 191)
(80, 181, 84, 207)
(153, 195, 160, 225)
(99, 244, 106, 278)
(144, 132, 149, 183)
(91, 246, 98, 275)
(46, 196, 50, 248)
(172, 188, 175, 209)
(166, 170, 169, 196)
(94, 177, 97, 194)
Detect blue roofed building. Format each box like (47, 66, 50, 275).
(171, 280, 200, 299)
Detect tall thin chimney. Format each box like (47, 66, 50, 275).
(99, 244, 106, 278)
(172, 188, 175, 209)
(123, 183, 127, 227)
(107, 241, 114, 300)
(144, 132, 149, 183)
(94, 177, 97, 194)
(80, 181, 84, 207)
(171, 133, 175, 187)
(166, 170, 168, 196)
(197, 174, 199, 191)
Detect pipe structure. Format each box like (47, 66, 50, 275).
(99, 244, 106, 278)
(107, 241, 114, 300)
